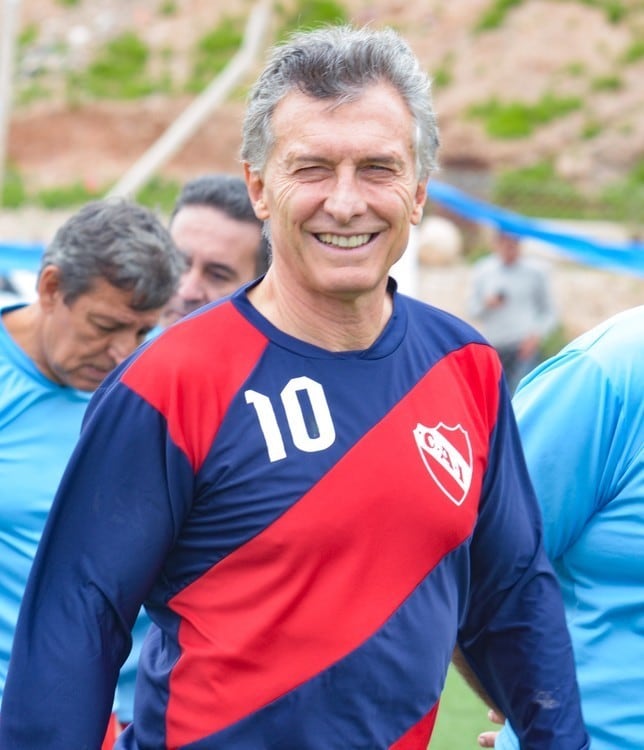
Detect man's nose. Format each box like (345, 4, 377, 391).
(107, 330, 140, 365)
(323, 172, 368, 224)
(178, 267, 208, 304)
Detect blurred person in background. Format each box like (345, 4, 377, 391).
(0, 274, 23, 307)
(468, 229, 558, 393)
(0, 199, 182, 747)
(159, 173, 270, 328)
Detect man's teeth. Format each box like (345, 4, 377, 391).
(317, 233, 372, 248)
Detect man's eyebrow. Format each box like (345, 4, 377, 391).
(287, 151, 404, 167)
(286, 153, 333, 167)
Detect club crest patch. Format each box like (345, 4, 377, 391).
(413, 422, 473, 506)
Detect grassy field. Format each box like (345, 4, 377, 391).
(429, 666, 498, 749)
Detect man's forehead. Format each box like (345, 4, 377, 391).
(72, 279, 143, 311)
(270, 85, 414, 147)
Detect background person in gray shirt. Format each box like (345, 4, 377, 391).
(468, 230, 558, 393)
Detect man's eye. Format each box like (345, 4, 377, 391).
(206, 271, 233, 283)
(365, 164, 393, 174)
(295, 166, 329, 179)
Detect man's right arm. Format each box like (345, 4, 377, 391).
(0, 377, 192, 748)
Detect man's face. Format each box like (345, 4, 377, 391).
(496, 235, 520, 265)
(37, 268, 161, 391)
(161, 205, 262, 327)
(245, 82, 427, 303)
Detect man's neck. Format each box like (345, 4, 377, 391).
(247, 273, 393, 352)
(3, 303, 37, 353)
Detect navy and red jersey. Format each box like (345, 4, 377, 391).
(0, 281, 588, 749)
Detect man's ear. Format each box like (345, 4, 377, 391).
(244, 163, 270, 221)
(410, 181, 428, 226)
(37, 265, 63, 312)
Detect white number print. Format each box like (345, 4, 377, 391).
(245, 376, 336, 462)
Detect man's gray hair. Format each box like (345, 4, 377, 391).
(241, 25, 439, 180)
(41, 198, 183, 310)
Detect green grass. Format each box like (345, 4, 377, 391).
(575, 0, 628, 23)
(35, 180, 102, 209)
(186, 16, 245, 93)
(469, 93, 582, 139)
(622, 38, 644, 63)
(136, 176, 182, 214)
(67, 31, 172, 100)
(276, 0, 348, 41)
(1, 167, 27, 208)
(430, 665, 496, 749)
(475, 0, 524, 31)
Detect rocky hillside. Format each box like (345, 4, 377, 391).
(6, 0, 644, 197)
(2, 0, 643, 341)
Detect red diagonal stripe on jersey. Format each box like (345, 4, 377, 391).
(390, 703, 439, 749)
(167, 343, 499, 746)
(122, 302, 268, 471)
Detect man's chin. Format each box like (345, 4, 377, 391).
(65, 371, 111, 392)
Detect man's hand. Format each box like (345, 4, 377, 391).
(478, 708, 504, 747)
(484, 291, 506, 309)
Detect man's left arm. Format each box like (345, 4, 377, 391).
(457, 389, 588, 749)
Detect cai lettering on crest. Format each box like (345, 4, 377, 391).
(413, 422, 473, 506)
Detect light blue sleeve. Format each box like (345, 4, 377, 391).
(495, 721, 519, 750)
(512, 349, 620, 561)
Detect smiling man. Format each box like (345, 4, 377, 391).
(0, 27, 588, 750)
(0, 198, 182, 747)
(117, 175, 269, 729)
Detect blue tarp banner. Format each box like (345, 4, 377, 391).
(0, 240, 44, 274)
(427, 180, 644, 277)
(1, 182, 643, 276)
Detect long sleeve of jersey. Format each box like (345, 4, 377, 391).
(0, 286, 588, 750)
(455, 387, 587, 748)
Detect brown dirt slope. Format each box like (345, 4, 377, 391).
(7, 0, 644, 192)
(3, 0, 643, 338)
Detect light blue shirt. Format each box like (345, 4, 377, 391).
(0, 306, 91, 700)
(499, 305, 644, 750)
(0, 305, 144, 718)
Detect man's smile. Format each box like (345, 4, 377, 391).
(315, 232, 375, 248)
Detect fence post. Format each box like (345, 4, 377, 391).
(107, 0, 272, 199)
(0, 0, 22, 205)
